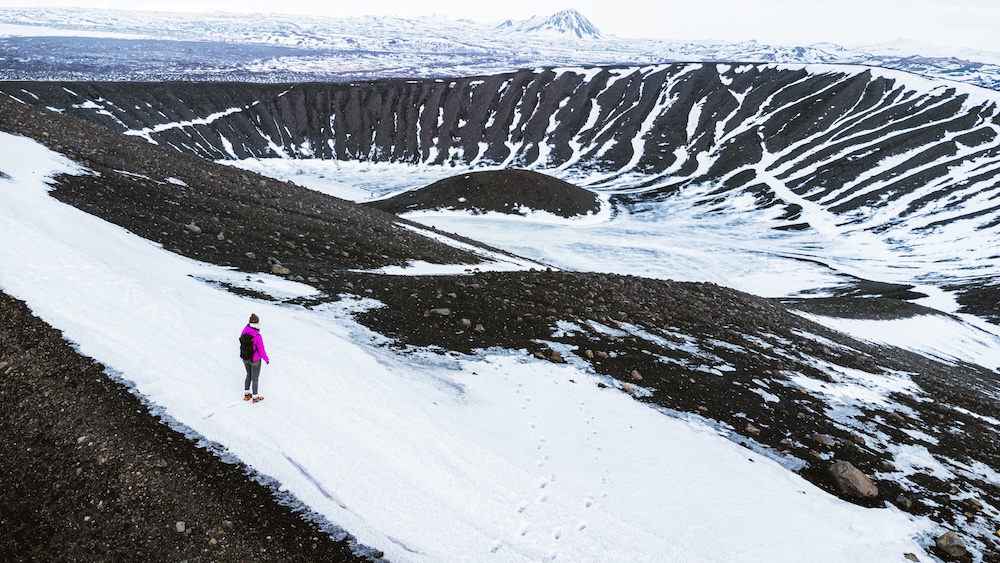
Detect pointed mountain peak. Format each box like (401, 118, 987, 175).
(497, 9, 602, 39)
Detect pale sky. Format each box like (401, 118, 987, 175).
(2, 0, 998, 52)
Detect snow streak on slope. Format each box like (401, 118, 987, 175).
(0, 132, 938, 561)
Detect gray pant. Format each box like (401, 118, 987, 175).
(243, 360, 262, 394)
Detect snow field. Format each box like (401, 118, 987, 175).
(794, 311, 1000, 373)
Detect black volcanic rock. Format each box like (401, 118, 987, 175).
(367, 169, 601, 218)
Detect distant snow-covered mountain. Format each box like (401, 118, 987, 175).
(495, 8, 602, 39)
(0, 7, 998, 89)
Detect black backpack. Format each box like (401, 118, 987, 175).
(239, 332, 255, 361)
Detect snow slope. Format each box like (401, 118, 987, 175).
(0, 131, 937, 560)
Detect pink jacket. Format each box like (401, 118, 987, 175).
(240, 325, 270, 363)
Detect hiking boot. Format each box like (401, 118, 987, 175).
(243, 392, 252, 401)
(252, 395, 264, 404)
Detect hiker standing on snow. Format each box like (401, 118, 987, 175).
(240, 313, 270, 403)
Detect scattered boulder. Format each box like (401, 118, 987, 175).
(960, 497, 983, 515)
(936, 531, 967, 559)
(812, 433, 837, 448)
(425, 308, 451, 317)
(185, 223, 202, 234)
(549, 351, 565, 363)
(175, 521, 186, 533)
(829, 460, 879, 499)
(745, 423, 761, 437)
(895, 493, 914, 511)
(270, 263, 291, 276)
(629, 369, 643, 381)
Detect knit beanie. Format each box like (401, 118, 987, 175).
(249, 313, 259, 324)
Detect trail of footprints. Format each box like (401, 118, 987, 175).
(496, 383, 609, 559)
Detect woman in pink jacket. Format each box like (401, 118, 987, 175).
(240, 313, 270, 403)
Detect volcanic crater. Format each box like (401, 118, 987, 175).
(2, 69, 1000, 563)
